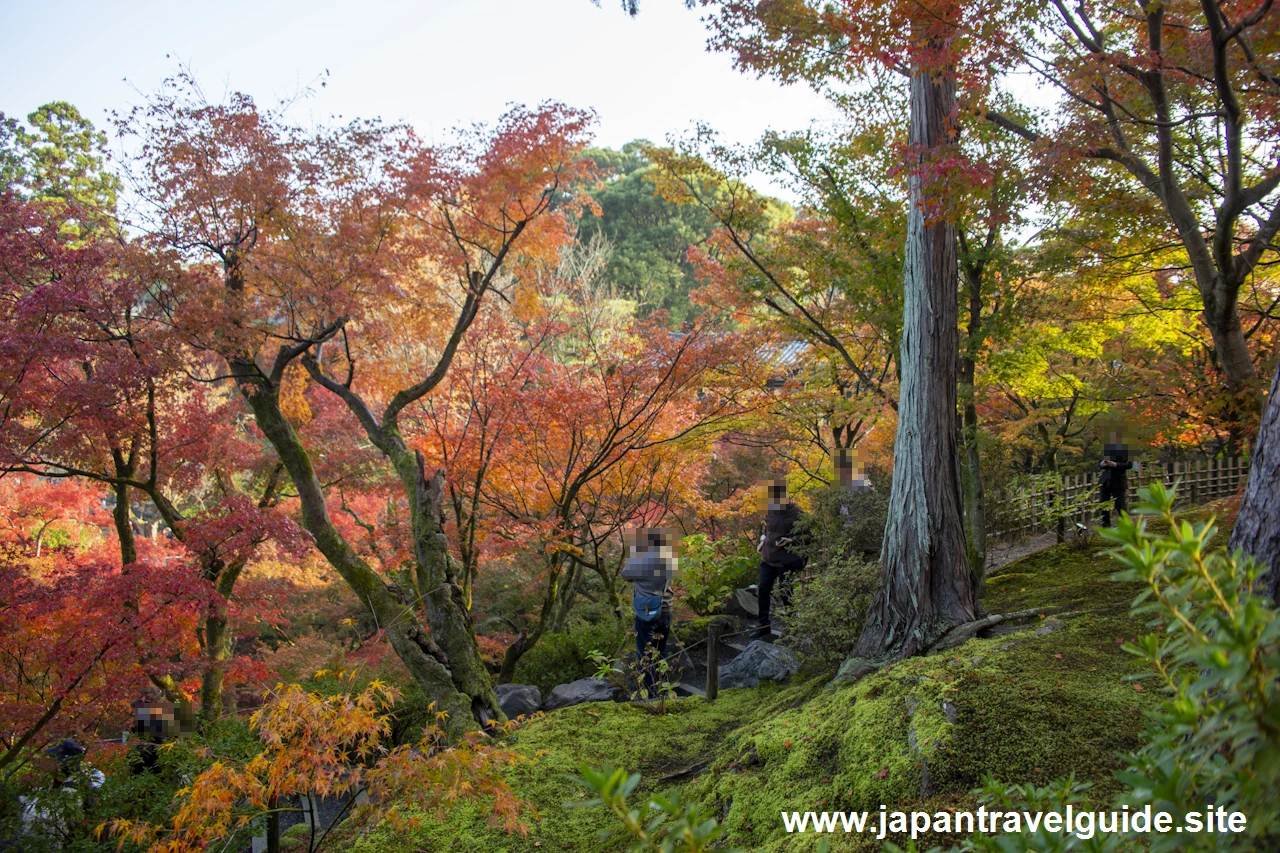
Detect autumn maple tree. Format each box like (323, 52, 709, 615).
(0, 549, 212, 773)
(121, 73, 598, 734)
(0, 187, 302, 721)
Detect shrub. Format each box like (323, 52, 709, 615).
(779, 554, 880, 669)
(101, 681, 528, 853)
(511, 621, 628, 696)
(793, 482, 890, 565)
(677, 533, 758, 616)
(571, 764, 738, 852)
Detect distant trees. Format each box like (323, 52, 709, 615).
(578, 140, 718, 323)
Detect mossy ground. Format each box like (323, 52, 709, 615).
(349, 541, 1162, 853)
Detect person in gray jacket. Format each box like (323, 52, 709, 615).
(621, 527, 675, 695)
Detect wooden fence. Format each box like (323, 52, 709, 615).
(989, 457, 1250, 541)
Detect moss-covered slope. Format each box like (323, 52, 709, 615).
(351, 542, 1160, 853)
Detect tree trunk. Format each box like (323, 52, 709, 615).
(594, 556, 625, 620)
(239, 377, 493, 738)
(958, 265, 987, 593)
(856, 63, 978, 660)
(112, 480, 136, 566)
(199, 611, 230, 721)
(497, 558, 562, 683)
(550, 560, 584, 633)
(1204, 278, 1257, 389)
(400, 456, 503, 726)
(959, 405, 987, 592)
(1229, 359, 1280, 601)
(197, 558, 247, 721)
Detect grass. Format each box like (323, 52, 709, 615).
(346, 538, 1162, 853)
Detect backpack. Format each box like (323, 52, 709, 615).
(633, 594, 663, 622)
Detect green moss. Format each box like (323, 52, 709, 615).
(352, 686, 808, 853)
(352, 543, 1162, 853)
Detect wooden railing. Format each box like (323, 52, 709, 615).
(988, 457, 1250, 541)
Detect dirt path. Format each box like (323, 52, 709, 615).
(986, 531, 1060, 572)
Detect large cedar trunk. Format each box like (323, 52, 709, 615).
(1229, 359, 1280, 601)
(856, 64, 978, 659)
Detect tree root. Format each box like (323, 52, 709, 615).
(928, 608, 1046, 651)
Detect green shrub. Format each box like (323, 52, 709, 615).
(677, 533, 758, 615)
(571, 764, 739, 852)
(794, 482, 890, 565)
(512, 621, 629, 696)
(780, 554, 880, 669)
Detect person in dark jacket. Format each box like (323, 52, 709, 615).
(1099, 434, 1134, 527)
(129, 695, 176, 773)
(621, 527, 675, 696)
(754, 479, 807, 641)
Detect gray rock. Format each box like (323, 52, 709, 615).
(495, 683, 542, 718)
(831, 657, 878, 686)
(541, 677, 616, 711)
(718, 640, 799, 689)
(1034, 617, 1065, 637)
(722, 587, 759, 619)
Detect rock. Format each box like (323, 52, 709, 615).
(541, 677, 616, 711)
(1034, 617, 1065, 637)
(722, 587, 759, 619)
(495, 683, 542, 719)
(718, 640, 799, 689)
(831, 658, 877, 685)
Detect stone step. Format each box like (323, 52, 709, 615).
(675, 682, 706, 698)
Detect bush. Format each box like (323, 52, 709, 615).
(780, 554, 880, 669)
(511, 621, 628, 696)
(677, 533, 758, 616)
(793, 482, 890, 566)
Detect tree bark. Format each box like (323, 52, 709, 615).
(1229, 359, 1280, 601)
(111, 479, 136, 566)
(400, 456, 503, 726)
(197, 556, 248, 720)
(856, 63, 978, 659)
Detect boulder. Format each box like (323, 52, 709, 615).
(722, 587, 760, 619)
(495, 683, 542, 719)
(717, 640, 799, 689)
(541, 677, 617, 711)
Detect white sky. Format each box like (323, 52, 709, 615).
(0, 0, 842, 197)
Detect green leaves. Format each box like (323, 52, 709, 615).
(568, 763, 735, 853)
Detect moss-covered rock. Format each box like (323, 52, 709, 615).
(350, 543, 1161, 853)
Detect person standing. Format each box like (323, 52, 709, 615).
(754, 479, 807, 641)
(1099, 434, 1134, 527)
(621, 527, 675, 697)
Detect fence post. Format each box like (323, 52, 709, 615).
(705, 623, 719, 702)
(1052, 474, 1063, 543)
